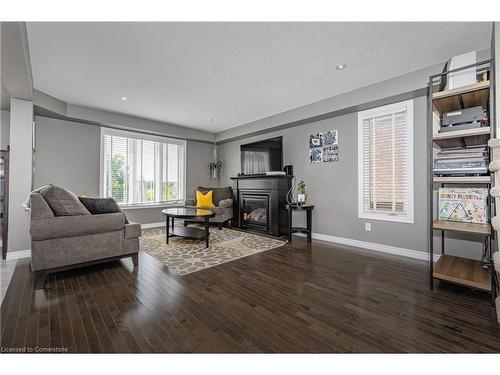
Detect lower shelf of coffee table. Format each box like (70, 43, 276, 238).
(168, 226, 207, 239)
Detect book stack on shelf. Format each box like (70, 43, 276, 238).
(429, 58, 497, 306)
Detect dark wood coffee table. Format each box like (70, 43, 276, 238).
(162, 207, 215, 248)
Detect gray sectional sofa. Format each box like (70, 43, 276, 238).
(29, 186, 141, 289)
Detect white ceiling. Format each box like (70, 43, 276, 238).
(27, 22, 492, 133)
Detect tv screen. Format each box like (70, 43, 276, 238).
(241, 136, 283, 175)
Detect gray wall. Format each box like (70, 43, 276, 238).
(0, 110, 9, 149)
(34, 115, 216, 225)
(8, 99, 33, 252)
(34, 116, 101, 196)
(218, 97, 482, 258)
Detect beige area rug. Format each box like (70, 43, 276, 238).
(140, 226, 287, 275)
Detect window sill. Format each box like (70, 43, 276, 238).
(120, 202, 185, 210)
(359, 212, 414, 224)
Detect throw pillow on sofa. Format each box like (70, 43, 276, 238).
(196, 190, 215, 208)
(197, 186, 232, 206)
(78, 197, 129, 223)
(39, 185, 91, 216)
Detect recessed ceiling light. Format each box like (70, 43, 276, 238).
(206, 117, 214, 122)
(121, 96, 128, 101)
(335, 64, 347, 70)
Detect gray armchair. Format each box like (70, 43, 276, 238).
(184, 186, 233, 229)
(30, 192, 141, 289)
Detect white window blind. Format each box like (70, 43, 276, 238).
(358, 100, 414, 223)
(101, 129, 185, 206)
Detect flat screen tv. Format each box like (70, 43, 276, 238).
(240, 136, 283, 175)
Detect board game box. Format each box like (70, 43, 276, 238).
(438, 188, 488, 224)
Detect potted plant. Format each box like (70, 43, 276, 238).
(208, 160, 223, 182)
(208, 142, 223, 182)
(297, 180, 307, 205)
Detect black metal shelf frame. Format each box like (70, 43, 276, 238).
(428, 59, 497, 305)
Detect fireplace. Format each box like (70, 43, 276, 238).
(231, 175, 292, 236)
(241, 194, 269, 231)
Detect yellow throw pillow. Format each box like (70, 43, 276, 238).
(196, 190, 215, 208)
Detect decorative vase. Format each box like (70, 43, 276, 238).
(297, 193, 307, 205)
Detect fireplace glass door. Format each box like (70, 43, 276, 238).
(241, 194, 269, 231)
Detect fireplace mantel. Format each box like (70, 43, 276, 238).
(231, 174, 292, 236)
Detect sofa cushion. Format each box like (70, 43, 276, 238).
(79, 197, 129, 223)
(197, 186, 232, 206)
(39, 185, 91, 216)
(30, 212, 125, 241)
(124, 222, 142, 240)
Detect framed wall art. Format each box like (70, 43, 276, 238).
(309, 129, 338, 163)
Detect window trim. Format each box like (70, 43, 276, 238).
(99, 127, 187, 208)
(357, 99, 414, 224)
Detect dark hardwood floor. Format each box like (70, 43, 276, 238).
(1, 237, 500, 353)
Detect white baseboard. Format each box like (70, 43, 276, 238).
(141, 221, 165, 229)
(294, 232, 440, 262)
(5, 249, 31, 261)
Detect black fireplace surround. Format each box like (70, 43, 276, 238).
(231, 175, 292, 236)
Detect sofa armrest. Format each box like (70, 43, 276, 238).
(124, 222, 142, 239)
(218, 198, 233, 208)
(31, 212, 125, 241)
(30, 192, 55, 220)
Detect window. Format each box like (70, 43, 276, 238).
(358, 100, 414, 223)
(100, 128, 186, 207)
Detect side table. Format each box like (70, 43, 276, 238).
(288, 204, 315, 242)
